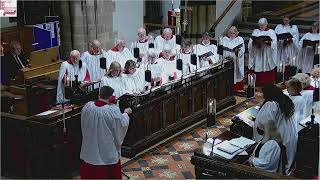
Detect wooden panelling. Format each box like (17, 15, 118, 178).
(164, 98, 177, 127)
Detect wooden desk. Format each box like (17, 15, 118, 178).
(1, 60, 236, 178)
(191, 131, 295, 179)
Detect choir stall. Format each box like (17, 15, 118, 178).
(1, 59, 236, 178)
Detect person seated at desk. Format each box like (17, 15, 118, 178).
(249, 121, 287, 174)
(254, 84, 297, 175)
(80, 86, 132, 179)
(56, 50, 90, 103)
(122, 60, 145, 94)
(194, 32, 219, 68)
(292, 73, 315, 116)
(285, 78, 307, 128)
(101, 61, 127, 98)
(1, 41, 30, 85)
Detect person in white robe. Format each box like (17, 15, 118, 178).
(56, 50, 90, 103)
(222, 26, 245, 92)
(106, 38, 134, 68)
(159, 44, 182, 83)
(297, 22, 320, 73)
(155, 28, 180, 55)
(80, 86, 132, 179)
(132, 28, 154, 59)
(180, 39, 198, 75)
(142, 48, 165, 88)
(249, 121, 285, 174)
(248, 18, 277, 86)
(81, 40, 108, 86)
(310, 67, 320, 112)
(101, 61, 127, 98)
(285, 78, 307, 129)
(293, 73, 315, 117)
(254, 84, 297, 175)
(275, 16, 299, 68)
(194, 32, 219, 68)
(122, 60, 145, 94)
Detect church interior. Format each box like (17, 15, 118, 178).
(1, 0, 319, 179)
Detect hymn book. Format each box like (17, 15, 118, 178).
(235, 106, 260, 127)
(302, 40, 319, 48)
(276, 33, 293, 40)
(198, 51, 214, 59)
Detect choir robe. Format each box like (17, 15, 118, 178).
(122, 69, 146, 94)
(194, 43, 219, 68)
(101, 76, 127, 98)
(56, 60, 90, 103)
(180, 51, 198, 75)
(275, 24, 299, 65)
(297, 32, 320, 73)
(81, 50, 108, 86)
(222, 36, 245, 85)
(106, 47, 134, 68)
(142, 60, 165, 85)
(248, 29, 277, 86)
(80, 100, 129, 179)
(155, 35, 177, 53)
(159, 57, 183, 83)
(135, 40, 149, 58)
(254, 101, 298, 175)
(301, 89, 314, 117)
(252, 140, 281, 173)
(288, 94, 307, 129)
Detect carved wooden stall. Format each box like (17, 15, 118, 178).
(1, 60, 236, 178)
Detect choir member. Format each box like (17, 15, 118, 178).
(194, 32, 219, 68)
(310, 67, 320, 87)
(81, 40, 108, 85)
(249, 121, 285, 174)
(285, 78, 307, 128)
(134, 28, 152, 59)
(293, 73, 315, 116)
(1, 41, 30, 85)
(107, 38, 134, 68)
(56, 50, 90, 103)
(155, 28, 179, 54)
(297, 22, 320, 73)
(275, 16, 299, 69)
(180, 39, 197, 75)
(80, 86, 132, 179)
(254, 84, 297, 175)
(222, 26, 245, 92)
(160, 44, 182, 82)
(101, 61, 127, 98)
(248, 18, 277, 86)
(144, 48, 164, 87)
(122, 60, 145, 94)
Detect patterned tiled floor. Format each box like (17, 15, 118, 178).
(121, 93, 263, 179)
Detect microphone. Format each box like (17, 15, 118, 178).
(145, 70, 152, 82)
(191, 54, 197, 66)
(217, 45, 224, 55)
(148, 43, 154, 48)
(134, 47, 140, 58)
(78, 60, 82, 69)
(177, 58, 183, 71)
(176, 35, 182, 45)
(100, 57, 107, 69)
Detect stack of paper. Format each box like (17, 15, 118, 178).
(235, 106, 260, 127)
(228, 136, 256, 149)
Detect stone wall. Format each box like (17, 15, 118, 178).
(57, 0, 116, 59)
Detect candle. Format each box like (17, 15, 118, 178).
(209, 101, 213, 114)
(213, 99, 216, 113)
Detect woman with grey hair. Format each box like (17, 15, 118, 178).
(248, 17, 278, 86)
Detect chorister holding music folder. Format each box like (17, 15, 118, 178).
(303, 40, 320, 48)
(198, 51, 214, 60)
(276, 32, 293, 40)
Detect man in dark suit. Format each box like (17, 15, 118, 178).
(1, 41, 30, 85)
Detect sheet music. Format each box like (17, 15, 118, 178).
(235, 106, 260, 127)
(35, 110, 58, 116)
(228, 136, 256, 149)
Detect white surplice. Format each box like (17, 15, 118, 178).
(56, 61, 90, 103)
(106, 48, 134, 68)
(193, 43, 219, 68)
(252, 140, 281, 173)
(254, 101, 298, 175)
(80, 101, 129, 165)
(155, 35, 177, 53)
(297, 32, 320, 73)
(275, 24, 299, 65)
(101, 76, 127, 98)
(81, 50, 108, 84)
(288, 95, 307, 129)
(248, 29, 278, 72)
(122, 69, 146, 94)
(223, 36, 245, 83)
